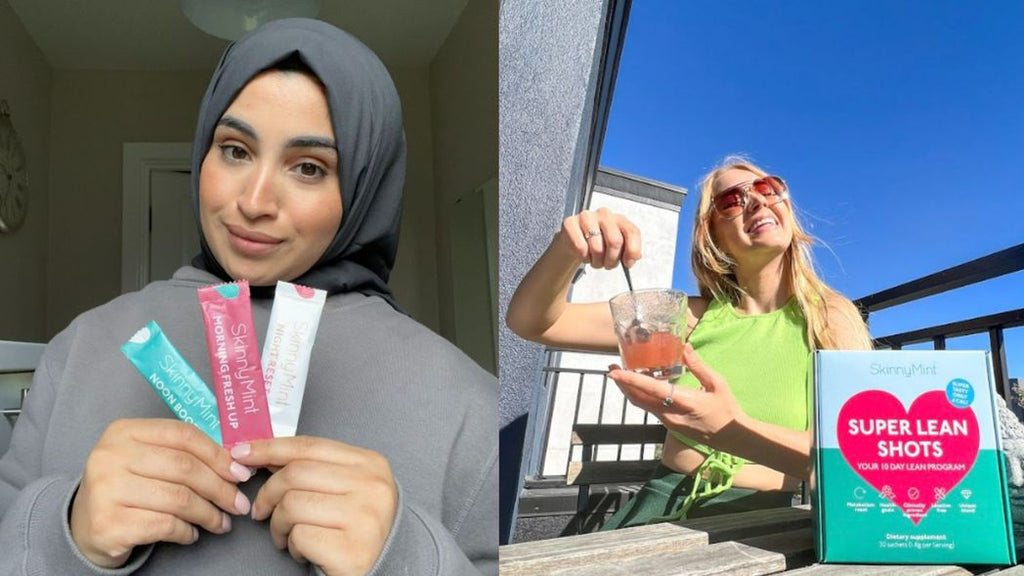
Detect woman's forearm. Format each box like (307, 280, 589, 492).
(506, 235, 620, 352)
(506, 236, 579, 341)
(508, 209, 644, 352)
(713, 415, 812, 480)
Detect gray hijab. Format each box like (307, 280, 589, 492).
(191, 18, 405, 308)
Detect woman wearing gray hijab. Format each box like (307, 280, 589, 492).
(0, 19, 497, 576)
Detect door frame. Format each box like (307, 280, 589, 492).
(121, 142, 192, 293)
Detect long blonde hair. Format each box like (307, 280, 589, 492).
(690, 156, 871, 350)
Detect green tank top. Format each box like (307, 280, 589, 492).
(650, 297, 812, 524)
(670, 296, 812, 452)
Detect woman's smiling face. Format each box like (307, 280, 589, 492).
(709, 168, 793, 263)
(199, 69, 342, 286)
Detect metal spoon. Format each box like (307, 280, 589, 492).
(622, 264, 649, 341)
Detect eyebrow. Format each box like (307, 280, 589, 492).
(216, 116, 337, 154)
(286, 136, 338, 152)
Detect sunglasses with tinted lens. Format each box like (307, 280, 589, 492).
(712, 175, 789, 220)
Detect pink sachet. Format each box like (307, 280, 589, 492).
(197, 280, 273, 448)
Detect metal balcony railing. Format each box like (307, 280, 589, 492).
(857, 243, 1024, 403)
(528, 350, 662, 482)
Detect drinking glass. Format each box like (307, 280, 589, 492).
(609, 289, 687, 380)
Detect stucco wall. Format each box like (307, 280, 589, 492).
(498, 0, 611, 542)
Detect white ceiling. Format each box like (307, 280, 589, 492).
(7, 0, 469, 71)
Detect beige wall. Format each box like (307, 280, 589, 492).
(429, 0, 498, 345)
(46, 70, 211, 336)
(386, 66, 440, 332)
(44, 66, 443, 337)
(0, 3, 52, 342)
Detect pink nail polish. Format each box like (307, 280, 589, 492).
(235, 491, 251, 516)
(229, 461, 251, 482)
(230, 443, 251, 459)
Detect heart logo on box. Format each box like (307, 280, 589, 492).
(836, 390, 979, 525)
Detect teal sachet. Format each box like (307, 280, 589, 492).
(121, 320, 222, 445)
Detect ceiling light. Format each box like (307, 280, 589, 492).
(180, 0, 322, 41)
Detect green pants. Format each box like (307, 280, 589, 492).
(602, 463, 795, 530)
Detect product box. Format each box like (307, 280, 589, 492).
(812, 350, 1015, 565)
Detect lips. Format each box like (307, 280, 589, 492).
(745, 214, 778, 234)
(226, 224, 282, 256)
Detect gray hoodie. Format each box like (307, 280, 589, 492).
(0, 267, 498, 575)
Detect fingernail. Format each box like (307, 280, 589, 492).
(251, 502, 262, 522)
(235, 491, 251, 516)
(221, 512, 232, 533)
(191, 526, 199, 543)
(230, 443, 251, 459)
(229, 461, 251, 483)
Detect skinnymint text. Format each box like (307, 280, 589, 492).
(870, 362, 937, 378)
(155, 354, 219, 431)
(230, 323, 262, 416)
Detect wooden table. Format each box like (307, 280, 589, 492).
(499, 506, 1021, 575)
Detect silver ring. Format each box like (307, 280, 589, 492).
(583, 229, 602, 240)
(662, 382, 675, 407)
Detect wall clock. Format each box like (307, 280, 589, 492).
(0, 100, 29, 234)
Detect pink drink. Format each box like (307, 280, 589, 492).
(618, 329, 684, 380)
(609, 289, 688, 380)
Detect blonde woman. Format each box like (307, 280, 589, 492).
(507, 157, 871, 528)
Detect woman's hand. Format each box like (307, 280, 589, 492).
(608, 344, 745, 444)
(71, 419, 251, 568)
(555, 208, 642, 270)
(231, 437, 398, 576)
(611, 344, 814, 477)
(507, 207, 641, 351)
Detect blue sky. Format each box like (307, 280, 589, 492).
(600, 1, 1024, 382)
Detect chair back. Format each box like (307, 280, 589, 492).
(0, 340, 45, 455)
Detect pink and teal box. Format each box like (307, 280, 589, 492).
(812, 350, 1015, 565)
